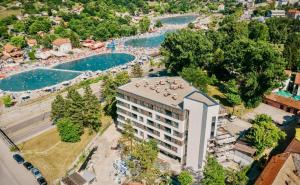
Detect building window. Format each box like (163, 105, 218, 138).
(164, 126, 171, 134)
(147, 119, 154, 126)
(132, 106, 138, 112)
(210, 116, 216, 138)
(165, 110, 172, 116)
(156, 115, 161, 120)
(132, 113, 137, 119)
(164, 134, 172, 142)
(139, 116, 144, 122)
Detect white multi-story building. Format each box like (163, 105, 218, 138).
(116, 77, 219, 171)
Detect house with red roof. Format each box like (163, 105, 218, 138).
(52, 38, 72, 54)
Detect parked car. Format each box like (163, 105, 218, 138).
(31, 168, 42, 179)
(13, 154, 24, 164)
(37, 177, 47, 185)
(23, 161, 33, 170)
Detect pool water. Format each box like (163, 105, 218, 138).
(277, 90, 293, 98)
(0, 53, 135, 92)
(0, 69, 81, 92)
(125, 31, 175, 48)
(159, 15, 198, 25)
(53, 53, 135, 72)
(125, 34, 166, 48)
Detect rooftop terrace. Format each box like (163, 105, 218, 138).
(118, 77, 217, 109)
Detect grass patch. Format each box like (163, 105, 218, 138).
(207, 85, 252, 116)
(0, 9, 21, 19)
(18, 128, 96, 183)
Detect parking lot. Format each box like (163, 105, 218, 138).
(0, 138, 37, 185)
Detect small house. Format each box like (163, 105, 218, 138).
(52, 38, 72, 54)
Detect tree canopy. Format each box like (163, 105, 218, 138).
(202, 156, 226, 185)
(246, 114, 286, 154)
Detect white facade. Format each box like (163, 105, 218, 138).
(116, 77, 219, 172)
(53, 43, 72, 53)
(184, 94, 219, 170)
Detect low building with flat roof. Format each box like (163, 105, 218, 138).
(116, 77, 219, 172)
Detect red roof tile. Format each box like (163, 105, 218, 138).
(264, 93, 300, 110)
(295, 73, 300, 85)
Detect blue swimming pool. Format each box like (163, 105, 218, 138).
(0, 53, 135, 92)
(53, 53, 135, 71)
(0, 69, 81, 92)
(159, 15, 198, 25)
(125, 31, 175, 48)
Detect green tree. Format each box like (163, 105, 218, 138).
(51, 94, 67, 122)
(178, 170, 193, 185)
(283, 32, 300, 70)
(131, 63, 143, 78)
(102, 72, 130, 117)
(266, 17, 289, 44)
(2, 95, 14, 107)
(154, 20, 163, 28)
(128, 139, 160, 184)
(10, 36, 26, 48)
(224, 80, 241, 113)
(226, 167, 249, 185)
(29, 18, 51, 35)
(202, 156, 226, 185)
(139, 16, 150, 33)
(57, 118, 83, 142)
(82, 85, 101, 130)
(161, 29, 213, 74)
(66, 88, 84, 126)
(248, 20, 269, 41)
(221, 38, 286, 107)
(13, 21, 26, 33)
(246, 114, 286, 154)
(180, 66, 212, 93)
(121, 119, 135, 155)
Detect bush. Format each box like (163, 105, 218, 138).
(57, 118, 83, 142)
(2, 95, 14, 107)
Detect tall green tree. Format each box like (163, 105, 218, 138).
(102, 72, 130, 117)
(248, 20, 269, 41)
(51, 94, 67, 122)
(161, 29, 213, 74)
(131, 63, 143, 78)
(221, 38, 286, 107)
(226, 167, 249, 185)
(178, 170, 193, 185)
(202, 156, 226, 185)
(10, 36, 27, 48)
(283, 32, 300, 70)
(82, 85, 101, 130)
(57, 117, 83, 142)
(139, 16, 150, 33)
(246, 114, 286, 154)
(224, 80, 241, 113)
(66, 88, 84, 126)
(121, 119, 135, 155)
(180, 66, 212, 93)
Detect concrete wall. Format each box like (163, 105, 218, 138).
(183, 97, 219, 171)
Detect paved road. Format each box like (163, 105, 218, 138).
(0, 139, 37, 185)
(0, 82, 102, 143)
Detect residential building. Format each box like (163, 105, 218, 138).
(255, 130, 300, 185)
(270, 10, 286, 17)
(27, 39, 37, 47)
(52, 38, 72, 54)
(116, 77, 219, 171)
(287, 9, 300, 19)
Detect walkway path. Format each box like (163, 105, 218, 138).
(92, 124, 121, 185)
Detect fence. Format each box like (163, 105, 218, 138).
(0, 128, 19, 151)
